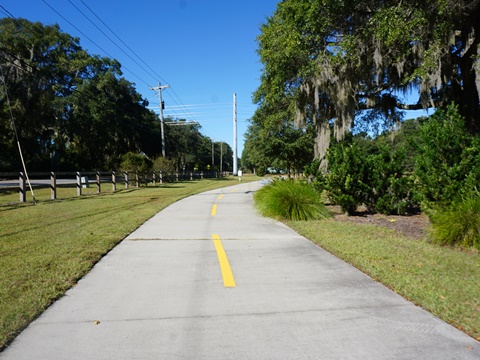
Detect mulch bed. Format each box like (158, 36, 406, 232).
(329, 205, 430, 240)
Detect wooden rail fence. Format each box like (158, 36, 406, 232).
(0, 170, 226, 202)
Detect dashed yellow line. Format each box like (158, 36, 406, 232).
(211, 195, 235, 287)
(212, 234, 236, 287)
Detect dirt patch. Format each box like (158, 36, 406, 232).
(329, 205, 430, 240)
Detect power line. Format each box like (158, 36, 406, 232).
(78, 0, 168, 85)
(0, 43, 155, 136)
(165, 102, 232, 109)
(75, 0, 199, 124)
(67, 0, 161, 86)
(0, 9, 176, 135)
(42, 0, 151, 88)
(164, 87, 198, 123)
(0, 5, 15, 19)
(0, 9, 168, 148)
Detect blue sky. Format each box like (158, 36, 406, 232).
(0, 0, 281, 155)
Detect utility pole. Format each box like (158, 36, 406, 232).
(233, 93, 238, 175)
(220, 141, 223, 173)
(150, 82, 170, 157)
(211, 138, 214, 169)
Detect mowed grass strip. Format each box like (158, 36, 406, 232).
(286, 218, 480, 340)
(0, 177, 248, 350)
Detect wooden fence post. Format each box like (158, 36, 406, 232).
(50, 172, 56, 200)
(19, 172, 26, 202)
(112, 171, 116, 191)
(76, 172, 82, 196)
(96, 171, 101, 193)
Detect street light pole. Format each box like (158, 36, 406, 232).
(233, 93, 238, 175)
(150, 82, 170, 157)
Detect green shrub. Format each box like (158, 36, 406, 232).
(414, 103, 480, 209)
(365, 146, 417, 215)
(429, 196, 480, 250)
(324, 139, 370, 214)
(304, 159, 325, 192)
(256, 166, 266, 177)
(254, 180, 330, 221)
(153, 157, 176, 173)
(321, 135, 418, 215)
(121, 152, 153, 173)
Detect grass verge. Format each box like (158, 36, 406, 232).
(0, 176, 256, 350)
(285, 218, 480, 340)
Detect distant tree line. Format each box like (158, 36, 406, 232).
(0, 18, 232, 172)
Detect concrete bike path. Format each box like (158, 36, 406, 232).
(1, 181, 479, 359)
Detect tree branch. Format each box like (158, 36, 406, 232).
(357, 100, 424, 110)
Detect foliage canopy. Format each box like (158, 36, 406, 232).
(254, 0, 480, 162)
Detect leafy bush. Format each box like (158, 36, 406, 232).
(120, 152, 153, 173)
(254, 180, 330, 221)
(429, 196, 480, 250)
(324, 139, 370, 214)
(153, 157, 176, 173)
(414, 103, 480, 209)
(256, 166, 266, 177)
(322, 136, 418, 215)
(303, 159, 325, 192)
(365, 146, 416, 215)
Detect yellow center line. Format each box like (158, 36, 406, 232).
(217, 194, 224, 200)
(211, 204, 217, 216)
(212, 234, 236, 287)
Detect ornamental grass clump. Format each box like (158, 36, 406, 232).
(254, 179, 330, 221)
(429, 196, 480, 250)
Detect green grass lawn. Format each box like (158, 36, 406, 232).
(0, 176, 258, 350)
(286, 218, 480, 341)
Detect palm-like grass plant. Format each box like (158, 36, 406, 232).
(429, 196, 480, 250)
(254, 179, 330, 221)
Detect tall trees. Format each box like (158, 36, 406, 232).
(0, 18, 159, 171)
(68, 71, 159, 170)
(158, 119, 234, 172)
(255, 0, 480, 164)
(242, 104, 314, 176)
(0, 18, 84, 170)
(242, 118, 271, 174)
